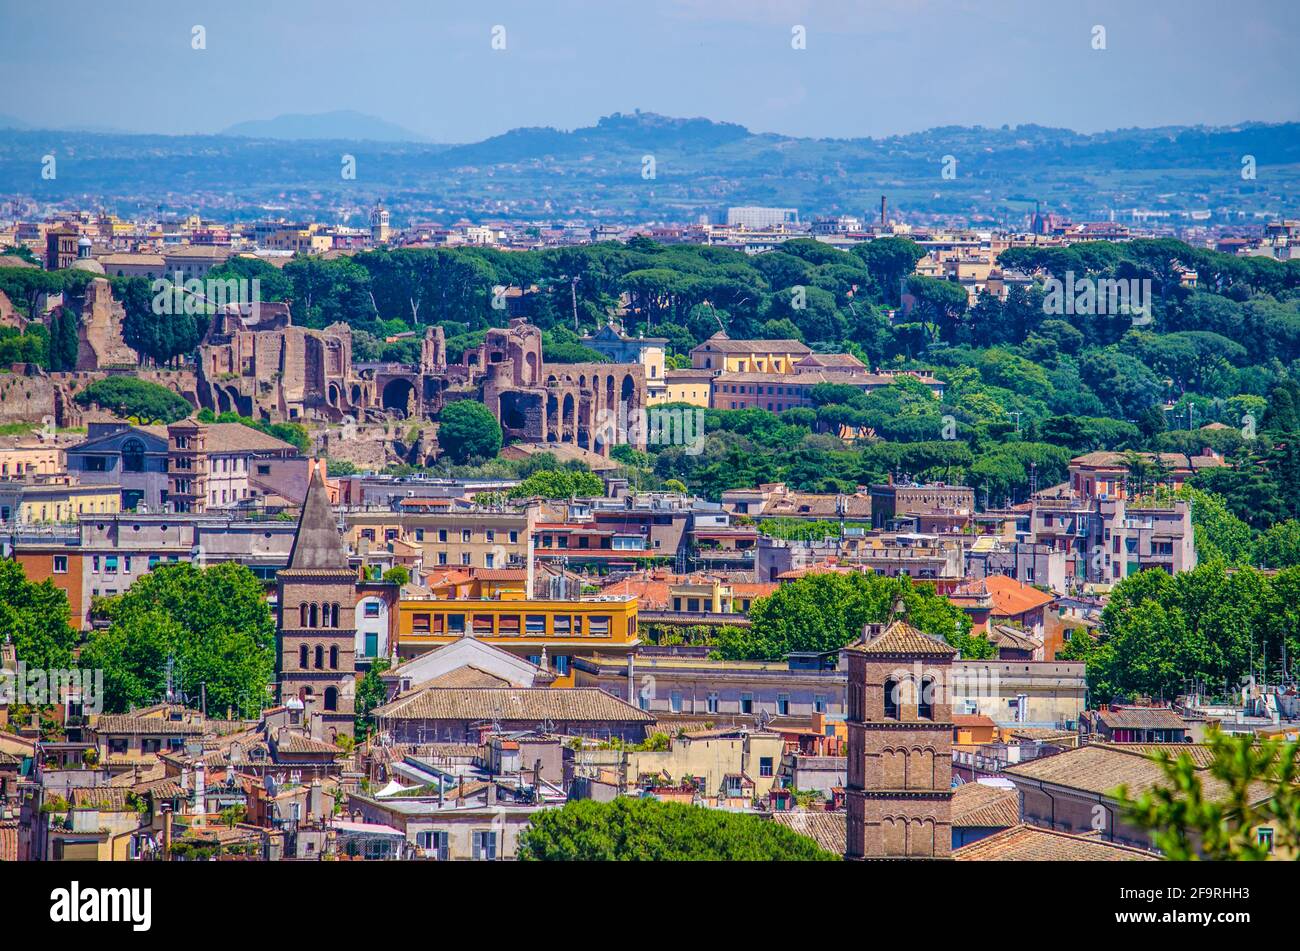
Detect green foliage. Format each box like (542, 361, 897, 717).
(1255, 520, 1300, 569)
(194, 408, 309, 453)
(508, 467, 604, 499)
(1084, 563, 1300, 704)
(516, 797, 840, 861)
(80, 562, 275, 717)
(0, 560, 76, 669)
(74, 376, 192, 424)
(382, 566, 410, 586)
(437, 400, 503, 465)
(1118, 730, 1300, 860)
(716, 572, 989, 661)
(355, 659, 391, 742)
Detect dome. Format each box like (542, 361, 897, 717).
(70, 257, 105, 274)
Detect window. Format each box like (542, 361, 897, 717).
(108, 738, 128, 755)
(707, 693, 719, 713)
(438, 529, 447, 543)
(884, 679, 900, 719)
(777, 693, 790, 716)
(461, 553, 471, 566)
(446, 614, 465, 634)
(1258, 828, 1275, 853)
(472, 830, 497, 861)
(509, 531, 518, 544)
(588, 615, 610, 636)
(759, 757, 773, 777)
(53, 555, 67, 574)
(472, 614, 494, 635)
(553, 655, 570, 676)
(740, 693, 753, 714)
(485, 552, 495, 569)
(670, 691, 683, 713)
(526, 615, 546, 634)
(365, 602, 381, 619)
(104, 555, 118, 574)
(498, 615, 520, 635)
(814, 694, 826, 714)
(554, 615, 571, 635)
(918, 677, 935, 720)
(142, 738, 161, 755)
(461, 530, 472, 543)
(485, 530, 495, 543)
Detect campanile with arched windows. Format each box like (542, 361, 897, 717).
(845, 600, 957, 860)
(276, 469, 358, 738)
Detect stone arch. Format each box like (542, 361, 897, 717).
(350, 383, 362, 405)
(621, 373, 636, 410)
(882, 816, 906, 857)
(382, 378, 416, 416)
(328, 383, 340, 406)
(324, 687, 338, 711)
(881, 747, 906, 789)
(546, 393, 559, 442)
(562, 393, 575, 442)
(605, 374, 615, 409)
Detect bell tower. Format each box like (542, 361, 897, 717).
(276, 469, 357, 739)
(845, 600, 957, 859)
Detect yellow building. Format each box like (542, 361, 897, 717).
(689, 332, 812, 374)
(345, 507, 534, 574)
(660, 368, 714, 407)
(16, 482, 120, 523)
(396, 595, 639, 687)
(0, 442, 65, 478)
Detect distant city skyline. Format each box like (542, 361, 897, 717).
(1, 0, 1298, 142)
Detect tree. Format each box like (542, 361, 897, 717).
(0, 560, 76, 670)
(715, 572, 988, 661)
(74, 376, 192, 424)
(517, 798, 840, 861)
(1118, 729, 1300, 860)
(508, 468, 604, 499)
(47, 306, 80, 371)
(437, 400, 502, 464)
(1255, 520, 1300, 569)
(81, 562, 275, 716)
(354, 659, 390, 741)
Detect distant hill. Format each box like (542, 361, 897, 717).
(0, 111, 1296, 225)
(0, 114, 30, 131)
(220, 110, 426, 143)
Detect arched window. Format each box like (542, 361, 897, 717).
(918, 677, 935, 720)
(331, 603, 340, 627)
(324, 687, 338, 712)
(299, 603, 309, 627)
(299, 645, 308, 669)
(883, 679, 900, 720)
(309, 603, 319, 627)
(314, 645, 324, 669)
(329, 645, 339, 670)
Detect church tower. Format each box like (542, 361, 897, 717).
(845, 601, 957, 859)
(369, 200, 391, 246)
(276, 470, 357, 739)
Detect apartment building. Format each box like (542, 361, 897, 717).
(167, 419, 308, 513)
(344, 505, 535, 574)
(395, 595, 639, 686)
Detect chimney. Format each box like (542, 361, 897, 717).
(880, 195, 887, 227)
(161, 804, 173, 860)
(308, 778, 324, 819)
(193, 761, 205, 817)
(180, 766, 190, 792)
(627, 653, 635, 704)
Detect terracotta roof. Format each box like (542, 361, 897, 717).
(420, 666, 514, 689)
(1094, 743, 1216, 768)
(471, 568, 528, 582)
(951, 783, 1020, 829)
(372, 687, 656, 723)
(0, 818, 16, 861)
(954, 824, 1158, 861)
(956, 575, 1055, 617)
(989, 625, 1040, 652)
(66, 787, 135, 811)
(93, 715, 205, 736)
(1092, 707, 1188, 731)
(848, 618, 958, 657)
(201, 422, 298, 454)
(1069, 450, 1225, 472)
(796, 353, 866, 369)
(272, 730, 341, 756)
(952, 714, 997, 729)
(769, 811, 846, 855)
(693, 338, 811, 355)
(1003, 744, 1272, 804)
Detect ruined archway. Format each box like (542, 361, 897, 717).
(381, 378, 416, 416)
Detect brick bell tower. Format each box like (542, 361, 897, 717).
(845, 599, 957, 859)
(276, 469, 357, 739)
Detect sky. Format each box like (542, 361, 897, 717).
(2, 0, 1298, 141)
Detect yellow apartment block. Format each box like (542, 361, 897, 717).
(396, 596, 639, 687)
(345, 508, 534, 573)
(18, 484, 120, 523)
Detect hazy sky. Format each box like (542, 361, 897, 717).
(3, 0, 1297, 141)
